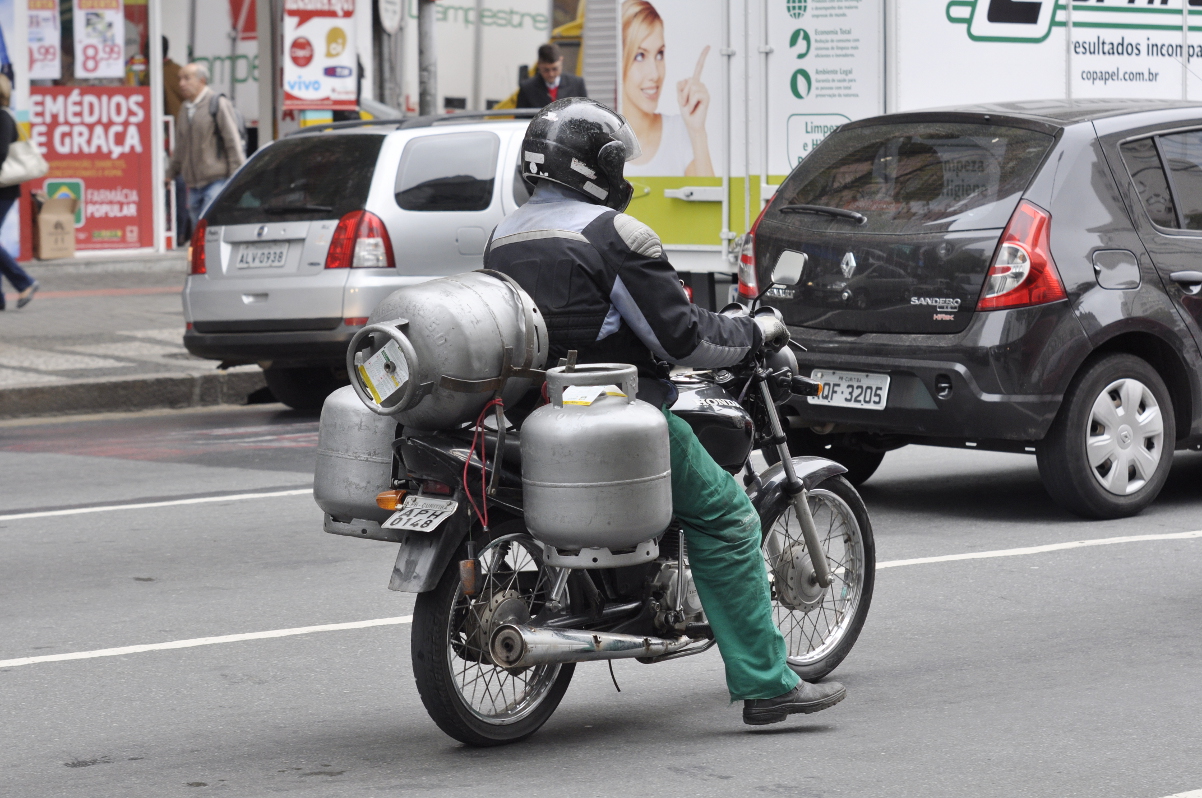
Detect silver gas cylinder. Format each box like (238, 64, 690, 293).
(345, 271, 548, 430)
(314, 385, 398, 538)
(520, 364, 672, 568)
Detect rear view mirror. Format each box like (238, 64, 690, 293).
(771, 250, 807, 287)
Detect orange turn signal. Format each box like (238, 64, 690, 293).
(375, 489, 407, 511)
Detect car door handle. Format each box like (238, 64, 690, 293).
(1170, 271, 1202, 295)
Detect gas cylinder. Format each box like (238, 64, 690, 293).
(314, 385, 398, 524)
(345, 271, 548, 430)
(520, 364, 672, 564)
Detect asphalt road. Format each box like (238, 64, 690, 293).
(3, 405, 1202, 797)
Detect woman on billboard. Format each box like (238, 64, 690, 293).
(621, 0, 714, 177)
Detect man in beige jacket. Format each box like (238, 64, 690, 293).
(166, 63, 246, 228)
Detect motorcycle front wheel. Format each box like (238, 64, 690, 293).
(411, 521, 574, 746)
(758, 472, 875, 682)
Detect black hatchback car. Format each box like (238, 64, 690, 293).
(743, 100, 1202, 518)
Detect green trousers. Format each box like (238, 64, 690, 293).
(663, 407, 800, 701)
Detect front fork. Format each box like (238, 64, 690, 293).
(757, 378, 833, 589)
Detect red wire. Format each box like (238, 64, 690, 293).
(463, 398, 503, 531)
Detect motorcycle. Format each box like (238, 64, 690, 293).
(319, 262, 875, 746)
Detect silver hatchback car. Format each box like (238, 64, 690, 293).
(182, 113, 537, 409)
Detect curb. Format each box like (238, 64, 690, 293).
(18, 253, 188, 276)
(0, 369, 268, 420)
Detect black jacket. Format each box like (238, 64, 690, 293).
(516, 73, 588, 110)
(484, 183, 760, 406)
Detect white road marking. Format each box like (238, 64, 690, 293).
(3, 529, 1201, 670)
(0, 488, 313, 522)
(876, 530, 1202, 569)
(1159, 791, 1202, 798)
(0, 616, 413, 669)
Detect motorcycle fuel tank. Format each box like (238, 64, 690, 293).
(521, 364, 672, 559)
(669, 376, 754, 473)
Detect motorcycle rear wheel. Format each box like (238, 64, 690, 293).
(411, 522, 574, 746)
(758, 473, 875, 682)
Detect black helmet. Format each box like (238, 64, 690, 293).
(520, 97, 642, 212)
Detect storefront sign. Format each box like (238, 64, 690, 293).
(28, 87, 154, 250)
(282, 0, 358, 110)
(72, 0, 125, 79)
(29, 0, 61, 81)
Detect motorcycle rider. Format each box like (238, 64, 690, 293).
(483, 97, 846, 725)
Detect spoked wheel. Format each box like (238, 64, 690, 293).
(411, 522, 574, 746)
(759, 472, 875, 682)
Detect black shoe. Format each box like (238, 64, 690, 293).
(743, 681, 846, 726)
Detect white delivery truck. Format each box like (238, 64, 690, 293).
(552, 0, 1202, 302)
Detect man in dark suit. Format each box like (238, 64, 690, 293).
(517, 43, 588, 109)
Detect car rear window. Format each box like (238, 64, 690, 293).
(776, 122, 1055, 234)
(394, 131, 500, 211)
(204, 134, 383, 226)
(1120, 137, 1178, 228)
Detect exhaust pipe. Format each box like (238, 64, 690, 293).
(491, 624, 694, 669)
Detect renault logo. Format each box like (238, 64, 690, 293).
(840, 251, 857, 279)
(256, 225, 267, 238)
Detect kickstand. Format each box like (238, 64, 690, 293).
(608, 660, 621, 693)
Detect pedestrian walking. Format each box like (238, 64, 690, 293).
(516, 44, 587, 109)
(0, 74, 38, 311)
(165, 63, 246, 229)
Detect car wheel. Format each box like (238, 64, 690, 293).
(262, 366, 348, 411)
(1037, 353, 1174, 519)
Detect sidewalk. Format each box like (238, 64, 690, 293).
(0, 253, 267, 419)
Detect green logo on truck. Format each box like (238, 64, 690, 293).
(947, 0, 1198, 43)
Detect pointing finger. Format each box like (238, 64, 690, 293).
(692, 46, 710, 84)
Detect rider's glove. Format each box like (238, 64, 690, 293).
(754, 309, 790, 354)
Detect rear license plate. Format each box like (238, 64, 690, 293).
(235, 242, 288, 268)
(382, 496, 459, 533)
(807, 369, 890, 410)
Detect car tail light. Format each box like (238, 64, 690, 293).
(325, 210, 396, 269)
(737, 201, 772, 299)
(190, 220, 207, 275)
(343, 317, 369, 326)
(978, 200, 1066, 311)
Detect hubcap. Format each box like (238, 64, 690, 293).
(775, 544, 826, 611)
(1086, 377, 1164, 496)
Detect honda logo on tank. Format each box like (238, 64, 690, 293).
(282, 0, 357, 110)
